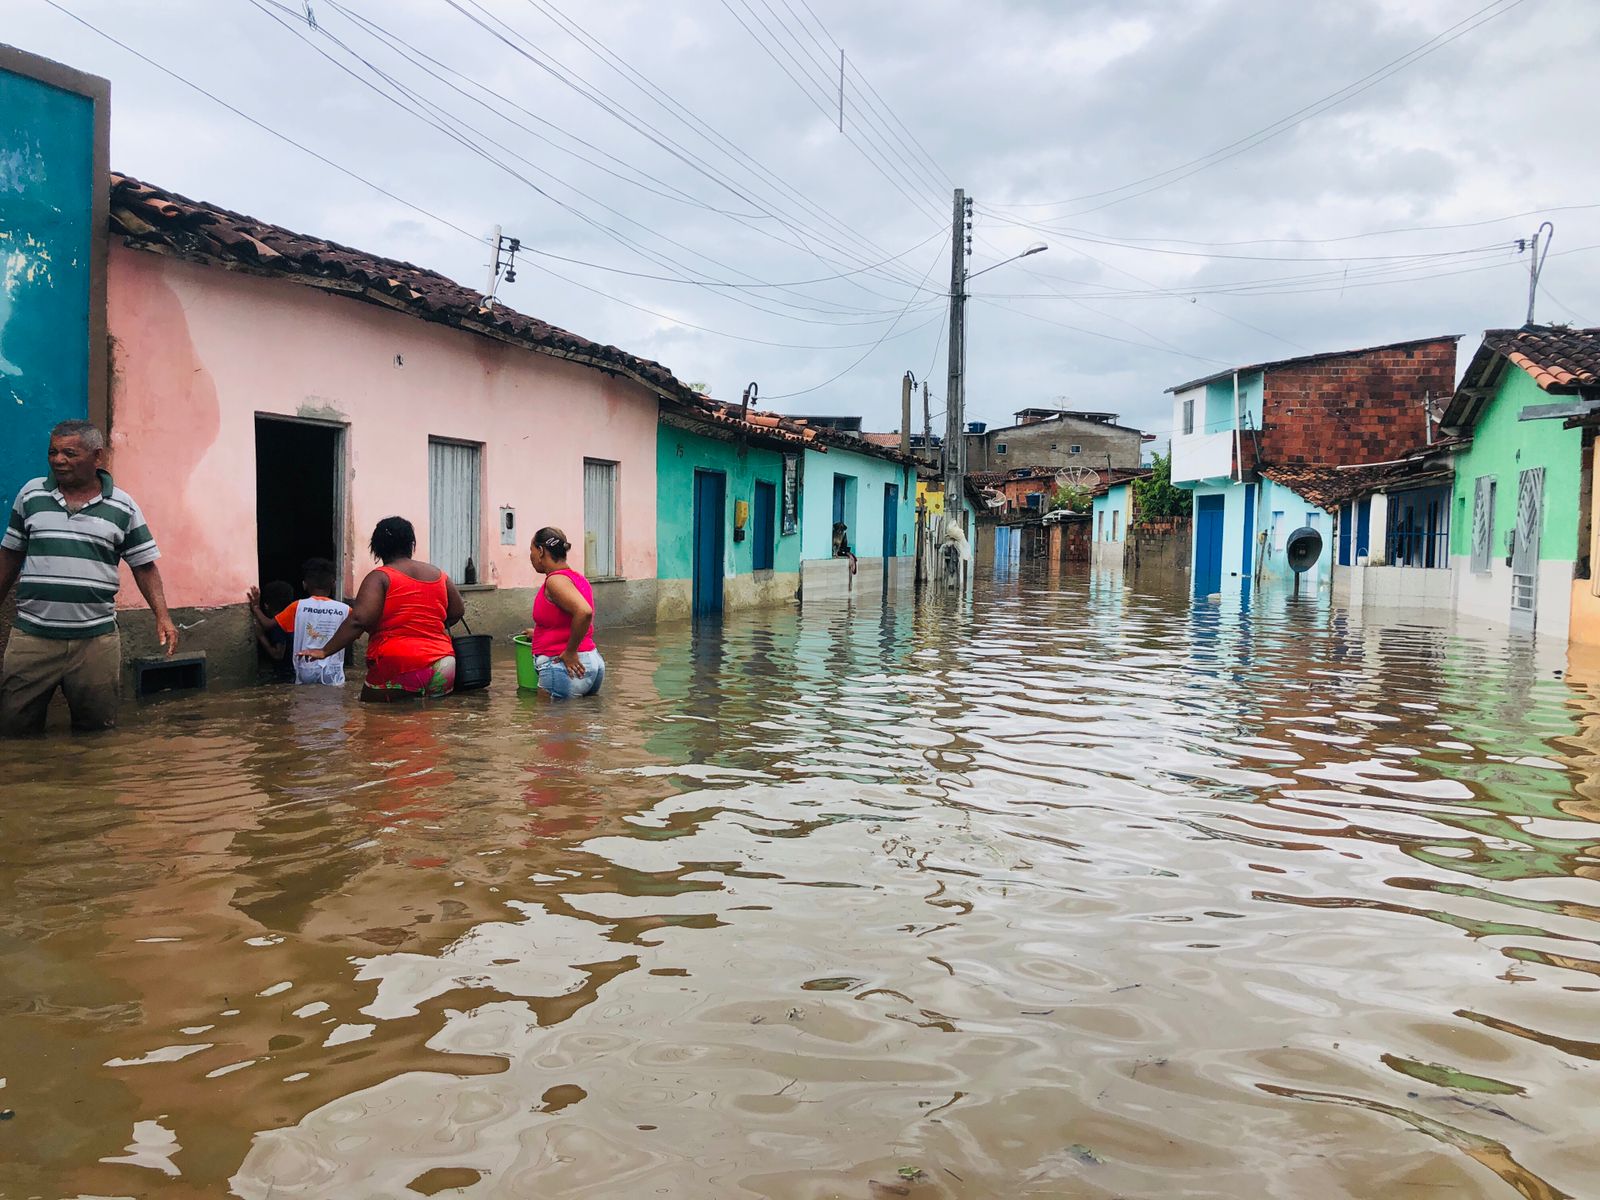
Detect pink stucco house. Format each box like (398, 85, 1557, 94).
(102, 174, 693, 684)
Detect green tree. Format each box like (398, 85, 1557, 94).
(1047, 483, 1091, 514)
(1134, 449, 1192, 520)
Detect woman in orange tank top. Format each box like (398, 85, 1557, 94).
(301, 516, 465, 701)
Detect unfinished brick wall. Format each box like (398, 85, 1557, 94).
(1258, 339, 1457, 466)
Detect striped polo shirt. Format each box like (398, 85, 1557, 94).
(2, 470, 161, 640)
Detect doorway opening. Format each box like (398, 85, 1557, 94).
(255, 416, 344, 598)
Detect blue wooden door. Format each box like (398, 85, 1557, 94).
(1194, 495, 1224, 596)
(882, 483, 899, 557)
(751, 480, 775, 571)
(692, 470, 726, 617)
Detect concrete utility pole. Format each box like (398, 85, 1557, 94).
(1525, 221, 1554, 325)
(943, 188, 969, 516)
(900, 371, 914, 456)
(922, 380, 932, 463)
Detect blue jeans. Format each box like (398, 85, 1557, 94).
(534, 650, 605, 699)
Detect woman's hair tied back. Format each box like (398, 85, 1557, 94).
(533, 526, 571, 557)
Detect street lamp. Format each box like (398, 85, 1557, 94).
(965, 241, 1047, 282)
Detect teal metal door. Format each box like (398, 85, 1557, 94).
(751, 480, 775, 572)
(1194, 495, 1224, 596)
(0, 53, 107, 504)
(692, 470, 725, 618)
(882, 484, 899, 557)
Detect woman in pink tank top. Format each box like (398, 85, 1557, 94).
(526, 526, 605, 699)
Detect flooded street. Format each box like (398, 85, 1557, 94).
(4, 569, 1599, 1200)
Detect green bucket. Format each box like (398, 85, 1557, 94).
(512, 635, 540, 693)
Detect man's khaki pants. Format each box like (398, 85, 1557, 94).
(0, 629, 122, 735)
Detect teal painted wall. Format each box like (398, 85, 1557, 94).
(657, 425, 800, 580)
(1190, 477, 1328, 589)
(799, 446, 916, 561)
(1093, 482, 1131, 541)
(1200, 371, 1262, 436)
(1449, 367, 1583, 562)
(0, 68, 95, 502)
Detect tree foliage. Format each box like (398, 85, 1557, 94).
(1048, 483, 1091, 514)
(1134, 449, 1192, 520)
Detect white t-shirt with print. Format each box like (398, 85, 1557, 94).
(291, 597, 351, 686)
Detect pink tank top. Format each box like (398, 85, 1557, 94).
(530, 568, 597, 657)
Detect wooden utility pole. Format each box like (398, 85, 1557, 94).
(943, 188, 968, 515)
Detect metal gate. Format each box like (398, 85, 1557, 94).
(1510, 467, 1544, 630)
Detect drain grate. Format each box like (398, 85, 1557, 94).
(133, 654, 207, 698)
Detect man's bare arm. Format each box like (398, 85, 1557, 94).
(130, 562, 179, 656)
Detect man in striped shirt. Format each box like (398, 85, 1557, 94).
(0, 420, 178, 734)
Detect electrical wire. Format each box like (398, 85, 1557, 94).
(249, 0, 939, 325)
(765, 236, 950, 399)
(460, 0, 946, 295)
(38, 0, 954, 356)
(789, 0, 955, 188)
(979, 203, 1600, 250)
(515, 0, 938, 293)
(972, 298, 1230, 365)
(756, 0, 949, 213)
(717, 0, 950, 230)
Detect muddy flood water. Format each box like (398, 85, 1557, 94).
(3, 568, 1599, 1199)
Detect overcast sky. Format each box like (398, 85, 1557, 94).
(11, 0, 1599, 443)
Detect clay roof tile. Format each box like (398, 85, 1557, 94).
(106, 172, 696, 403)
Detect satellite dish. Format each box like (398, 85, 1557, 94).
(981, 487, 1007, 510)
(1055, 465, 1101, 491)
(1285, 526, 1322, 596)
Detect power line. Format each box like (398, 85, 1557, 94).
(976, 245, 1517, 300)
(39, 0, 482, 242)
(489, 0, 945, 295)
(516, 0, 940, 295)
(440, 0, 944, 300)
(789, 0, 954, 188)
(250, 0, 934, 326)
(765, 236, 949, 399)
(758, 0, 950, 210)
(717, 0, 949, 229)
(981, 203, 1600, 250)
(37, 0, 948, 355)
(972, 298, 1229, 365)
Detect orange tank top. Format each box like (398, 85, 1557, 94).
(367, 566, 455, 668)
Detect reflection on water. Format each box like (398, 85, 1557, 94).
(3, 569, 1599, 1198)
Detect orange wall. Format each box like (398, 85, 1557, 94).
(104, 246, 660, 610)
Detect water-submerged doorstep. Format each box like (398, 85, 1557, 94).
(1, 567, 1597, 1198)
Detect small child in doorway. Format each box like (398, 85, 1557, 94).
(253, 558, 351, 685)
(247, 580, 296, 680)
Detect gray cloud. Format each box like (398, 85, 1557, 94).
(10, 0, 1596, 442)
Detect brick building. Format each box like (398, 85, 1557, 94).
(1167, 335, 1459, 597)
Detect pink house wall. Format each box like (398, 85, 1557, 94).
(105, 245, 659, 611)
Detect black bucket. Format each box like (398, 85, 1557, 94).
(451, 617, 493, 692)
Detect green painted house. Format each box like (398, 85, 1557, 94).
(657, 404, 806, 621)
(1442, 326, 1600, 642)
(656, 400, 921, 620)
